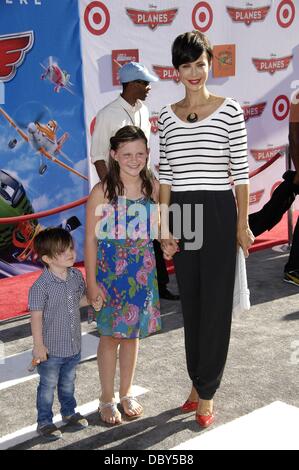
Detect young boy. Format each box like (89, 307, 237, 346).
(29, 227, 102, 440)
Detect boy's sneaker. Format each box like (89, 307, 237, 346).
(37, 424, 62, 441)
(284, 270, 299, 286)
(62, 412, 88, 429)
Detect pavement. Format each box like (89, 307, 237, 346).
(0, 247, 299, 450)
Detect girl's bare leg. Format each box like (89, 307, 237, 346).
(119, 338, 143, 417)
(97, 336, 121, 424)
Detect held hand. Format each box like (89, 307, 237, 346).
(33, 344, 48, 363)
(92, 294, 104, 312)
(237, 226, 255, 257)
(87, 284, 106, 307)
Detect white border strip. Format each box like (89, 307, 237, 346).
(0, 385, 148, 449)
(0, 332, 98, 391)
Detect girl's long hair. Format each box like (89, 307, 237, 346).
(103, 125, 153, 202)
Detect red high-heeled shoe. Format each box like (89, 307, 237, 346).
(180, 400, 199, 413)
(196, 411, 215, 428)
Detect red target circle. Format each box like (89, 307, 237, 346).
(84, 1, 110, 36)
(90, 116, 96, 136)
(272, 95, 290, 121)
(276, 0, 295, 28)
(192, 2, 213, 32)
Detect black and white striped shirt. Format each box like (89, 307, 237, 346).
(28, 267, 86, 358)
(159, 98, 249, 191)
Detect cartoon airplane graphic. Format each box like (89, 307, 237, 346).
(0, 169, 82, 271)
(0, 107, 87, 180)
(40, 56, 74, 94)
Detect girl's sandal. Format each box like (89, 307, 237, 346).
(98, 401, 122, 426)
(120, 396, 143, 421)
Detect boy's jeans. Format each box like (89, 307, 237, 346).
(36, 352, 81, 427)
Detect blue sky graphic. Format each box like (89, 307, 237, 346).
(0, 1, 88, 262)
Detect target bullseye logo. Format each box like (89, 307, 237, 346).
(192, 2, 213, 32)
(277, 0, 295, 28)
(84, 1, 110, 36)
(90, 116, 96, 136)
(273, 95, 290, 121)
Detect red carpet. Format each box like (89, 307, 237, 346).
(0, 266, 85, 321)
(249, 212, 288, 252)
(1, 212, 298, 321)
(249, 211, 298, 252)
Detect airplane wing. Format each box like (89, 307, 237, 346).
(0, 31, 34, 82)
(64, 85, 75, 95)
(39, 147, 88, 181)
(0, 106, 29, 142)
(58, 149, 73, 164)
(260, 6, 271, 21)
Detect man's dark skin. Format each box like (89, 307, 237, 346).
(94, 80, 151, 181)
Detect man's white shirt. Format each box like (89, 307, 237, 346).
(90, 95, 151, 164)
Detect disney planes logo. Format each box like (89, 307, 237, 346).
(226, 5, 271, 25)
(250, 145, 285, 162)
(126, 8, 178, 30)
(242, 102, 267, 122)
(250, 190, 264, 205)
(152, 65, 179, 83)
(150, 113, 159, 134)
(0, 31, 34, 82)
(252, 55, 293, 75)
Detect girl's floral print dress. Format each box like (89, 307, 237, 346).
(96, 196, 161, 338)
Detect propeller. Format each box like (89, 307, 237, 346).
(13, 103, 51, 129)
(15, 114, 45, 129)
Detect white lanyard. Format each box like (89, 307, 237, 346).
(122, 108, 141, 128)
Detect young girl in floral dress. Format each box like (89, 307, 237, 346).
(85, 126, 161, 425)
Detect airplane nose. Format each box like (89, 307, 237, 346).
(28, 123, 37, 134)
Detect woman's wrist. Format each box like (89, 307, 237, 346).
(87, 281, 98, 292)
(160, 225, 171, 239)
(237, 219, 250, 230)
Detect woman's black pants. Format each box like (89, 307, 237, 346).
(170, 190, 237, 400)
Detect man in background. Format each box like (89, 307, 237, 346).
(249, 90, 299, 286)
(283, 90, 299, 285)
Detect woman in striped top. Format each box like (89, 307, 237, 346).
(159, 31, 254, 428)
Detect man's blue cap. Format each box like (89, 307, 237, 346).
(119, 62, 158, 84)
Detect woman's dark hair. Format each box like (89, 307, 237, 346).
(103, 125, 153, 201)
(172, 30, 213, 69)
